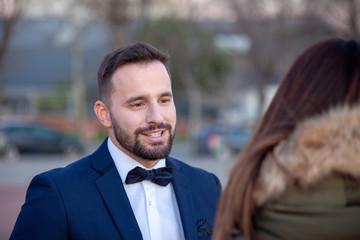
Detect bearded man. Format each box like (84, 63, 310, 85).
(10, 42, 222, 240)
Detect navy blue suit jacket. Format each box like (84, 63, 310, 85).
(10, 139, 222, 239)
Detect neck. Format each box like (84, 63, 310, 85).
(135, 158, 160, 169)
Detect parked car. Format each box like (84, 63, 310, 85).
(0, 122, 84, 161)
(192, 124, 251, 159)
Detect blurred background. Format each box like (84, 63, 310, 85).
(0, 0, 360, 238)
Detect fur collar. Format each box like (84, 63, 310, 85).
(253, 104, 360, 206)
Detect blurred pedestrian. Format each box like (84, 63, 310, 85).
(213, 38, 360, 240)
(10, 42, 221, 240)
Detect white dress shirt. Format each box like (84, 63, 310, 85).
(108, 138, 185, 240)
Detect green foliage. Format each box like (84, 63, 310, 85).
(135, 18, 232, 94)
(38, 81, 71, 113)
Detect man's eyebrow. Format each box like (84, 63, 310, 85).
(125, 95, 148, 104)
(125, 92, 173, 104)
(160, 92, 173, 98)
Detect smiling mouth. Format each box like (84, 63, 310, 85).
(146, 131, 163, 137)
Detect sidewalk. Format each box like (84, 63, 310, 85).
(0, 184, 27, 240)
(0, 155, 78, 240)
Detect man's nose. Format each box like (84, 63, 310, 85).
(146, 104, 164, 125)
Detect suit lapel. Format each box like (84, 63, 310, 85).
(167, 158, 198, 240)
(92, 139, 143, 240)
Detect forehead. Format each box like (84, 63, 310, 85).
(111, 61, 172, 100)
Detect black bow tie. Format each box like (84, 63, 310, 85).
(125, 166, 173, 187)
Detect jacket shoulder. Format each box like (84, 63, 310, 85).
(166, 156, 222, 191)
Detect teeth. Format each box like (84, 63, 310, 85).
(148, 131, 162, 137)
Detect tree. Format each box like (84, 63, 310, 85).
(221, 0, 348, 120)
(302, 0, 360, 39)
(223, 0, 288, 119)
(75, 0, 131, 49)
(0, 0, 21, 116)
(38, 82, 71, 113)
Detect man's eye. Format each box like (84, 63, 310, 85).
(132, 103, 144, 108)
(160, 98, 171, 104)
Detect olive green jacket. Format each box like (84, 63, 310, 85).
(242, 105, 360, 240)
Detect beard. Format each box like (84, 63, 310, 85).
(110, 114, 175, 161)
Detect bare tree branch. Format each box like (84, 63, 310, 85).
(0, 0, 21, 115)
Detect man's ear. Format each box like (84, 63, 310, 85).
(94, 100, 112, 128)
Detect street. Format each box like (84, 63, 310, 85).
(0, 142, 237, 240)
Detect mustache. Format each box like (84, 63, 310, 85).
(134, 123, 172, 135)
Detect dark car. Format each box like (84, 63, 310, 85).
(192, 124, 251, 159)
(0, 122, 84, 160)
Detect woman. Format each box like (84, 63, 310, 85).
(213, 38, 360, 240)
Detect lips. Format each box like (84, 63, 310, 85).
(141, 129, 167, 142)
(146, 131, 163, 137)
(135, 123, 172, 143)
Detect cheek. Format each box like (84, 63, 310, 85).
(113, 112, 142, 132)
(166, 106, 177, 125)
(123, 118, 142, 132)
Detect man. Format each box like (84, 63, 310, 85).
(10, 42, 222, 240)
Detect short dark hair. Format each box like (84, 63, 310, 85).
(97, 42, 169, 106)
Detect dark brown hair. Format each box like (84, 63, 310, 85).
(97, 42, 169, 106)
(212, 38, 360, 240)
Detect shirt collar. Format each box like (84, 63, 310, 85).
(107, 137, 166, 183)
